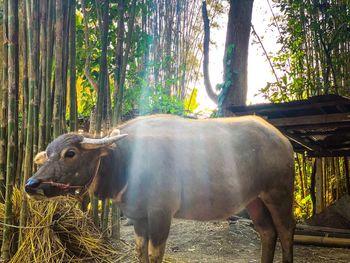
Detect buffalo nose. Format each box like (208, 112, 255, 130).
(25, 178, 41, 193)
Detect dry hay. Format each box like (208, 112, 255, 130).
(0, 189, 135, 263)
(0, 189, 183, 263)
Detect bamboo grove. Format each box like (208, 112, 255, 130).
(261, 0, 350, 101)
(0, 0, 227, 260)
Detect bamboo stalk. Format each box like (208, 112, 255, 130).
(32, 0, 39, 161)
(95, 0, 109, 134)
(115, 0, 136, 123)
(81, 0, 99, 92)
(53, 0, 64, 138)
(38, 0, 48, 151)
(0, 0, 9, 201)
(88, 109, 100, 227)
(101, 199, 110, 236)
(69, 0, 77, 132)
(91, 194, 100, 227)
(19, 0, 29, 189)
(19, 0, 38, 247)
(1, 0, 19, 259)
(112, 0, 125, 126)
(15, 0, 25, 187)
(61, 0, 70, 133)
(45, 0, 55, 145)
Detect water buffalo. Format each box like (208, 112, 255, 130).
(25, 115, 295, 263)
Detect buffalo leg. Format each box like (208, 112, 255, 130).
(261, 191, 295, 263)
(246, 198, 277, 263)
(148, 210, 172, 263)
(134, 218, 149, 263)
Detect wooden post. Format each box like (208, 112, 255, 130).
(344, 157, 350, 195)
(310, 158, 316, 215)
(315, 158, 324, 214)
(111, 202, 121, 240)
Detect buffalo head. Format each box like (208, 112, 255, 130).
(25, 132, 127, 199)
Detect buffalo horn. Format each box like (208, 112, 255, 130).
(80, 134, 128, 149)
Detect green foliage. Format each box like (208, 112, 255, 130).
(217, 43, 236, 116)
(184, 88, 199, 112)
(294, 193, 313, 222)
(293, 154, 314, 221)
(122, 82, 185, 117)
(259, 1, 350, 103)
(76, 77, 96, 118)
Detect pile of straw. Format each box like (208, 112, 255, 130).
(0, 189, 135, 263)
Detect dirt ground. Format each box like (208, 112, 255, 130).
(120, 218, 350, 263)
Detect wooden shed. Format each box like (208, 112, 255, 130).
(227, 94, 350, 205)
(228, 94, 350, 247)
(227, 94, 350, 157)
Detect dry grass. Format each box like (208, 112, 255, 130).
(0, 189, 184, 262)
(0, 189, 134, 263)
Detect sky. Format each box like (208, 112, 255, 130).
(196, 1, 280, 112)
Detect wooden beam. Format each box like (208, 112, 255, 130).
(293, 127, 350, 136)
(307, 150, 350, 157)
(297, 224, 350, 236)
(322, 144, 350, 150)
(281, 122, 350, 131)
(294, 234, 350, 247)
(229, 96, 350, 117)
(283, 130, 323, 152)
(269, 113, 350, 127)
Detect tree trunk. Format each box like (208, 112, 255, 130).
(221, 0, 254, 115)
(202, 0, 218, 103)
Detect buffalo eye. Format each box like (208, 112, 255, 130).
(64, 150, 76, 158)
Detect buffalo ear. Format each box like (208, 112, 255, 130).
(34, 151, 48, 165)
(80, 134, 128, 150)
